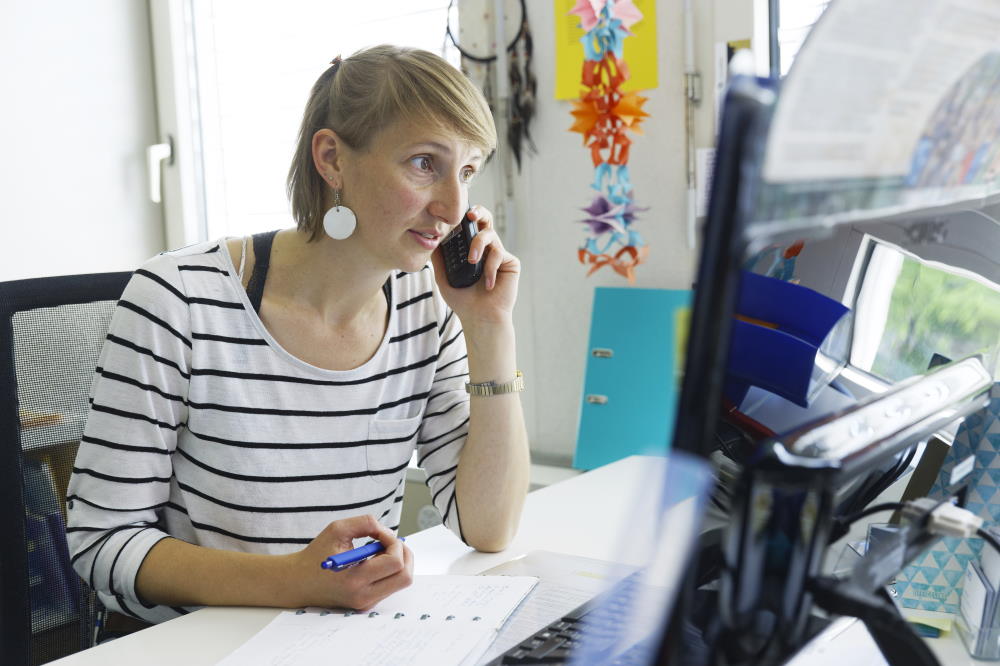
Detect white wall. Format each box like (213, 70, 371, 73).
(0, 0, 165, 281)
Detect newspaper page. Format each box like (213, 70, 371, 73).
(763, 0, 1000, 200)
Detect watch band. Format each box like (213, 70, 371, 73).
(465, 370, 525, 396)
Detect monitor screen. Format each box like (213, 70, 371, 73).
(654, 0, 1000, 661)
(655, 74, 998, 663)
(669, 0, 1000, 493)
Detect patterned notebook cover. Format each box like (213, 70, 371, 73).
(896, 383, 1000, 613)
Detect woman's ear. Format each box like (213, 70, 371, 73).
(312, 129, 346, 189)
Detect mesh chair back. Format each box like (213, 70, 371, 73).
(0, 272, 131, 665)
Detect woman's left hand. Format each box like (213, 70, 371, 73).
(431, 205, 520, 326)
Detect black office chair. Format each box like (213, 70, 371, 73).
(0, 272, 132, 665)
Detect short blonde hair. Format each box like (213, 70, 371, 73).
(288, 45, 497, 241)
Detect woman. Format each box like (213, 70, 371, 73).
(66, 45, 529, 625)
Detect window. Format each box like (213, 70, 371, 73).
(773, 0, 830, 76)
(852, 239, 1000, 382)
(182, 1, 457, 241)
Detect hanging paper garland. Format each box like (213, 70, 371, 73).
(568, 0, 649, 284)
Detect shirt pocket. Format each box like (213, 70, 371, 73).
(366, 415, 420, 485)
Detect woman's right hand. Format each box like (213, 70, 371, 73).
(283, 514, 413, 610)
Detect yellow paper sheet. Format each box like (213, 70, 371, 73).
(554, 0, 658, 100)
(901, 608, 954, 633)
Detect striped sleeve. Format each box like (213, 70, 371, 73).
(415, 288, 470, 542)
(66, 252, 193, 621)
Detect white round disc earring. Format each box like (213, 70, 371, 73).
(322, 190, 357, 240)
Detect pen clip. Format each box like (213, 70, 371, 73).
(331, 560, 362, 572)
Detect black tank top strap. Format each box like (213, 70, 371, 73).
(246, 230, 391, 314)
(246, 229, 279, 315)
(382, 277, 392, 305)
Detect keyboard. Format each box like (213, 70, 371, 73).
(483, 571, 661, 665)
(484, 591, 602, 665)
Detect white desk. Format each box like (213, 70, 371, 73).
(51, 455, 669, 666)
(49, 454, 984, 665)
(790, 614, 980, 666)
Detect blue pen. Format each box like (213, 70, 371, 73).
(320, 537, 405, 571)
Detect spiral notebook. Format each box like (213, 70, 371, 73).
(215, 575, 538, 666)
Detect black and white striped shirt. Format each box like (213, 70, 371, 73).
(66, 240, 470, 623)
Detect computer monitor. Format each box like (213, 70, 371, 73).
(668, 73, 776, 462)
(651, 0, 1000, 661)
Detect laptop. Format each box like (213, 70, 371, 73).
(480, 452, 714, 665)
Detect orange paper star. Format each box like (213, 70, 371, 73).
(569, 100, 601, 140)
(612, 91, 649, 128)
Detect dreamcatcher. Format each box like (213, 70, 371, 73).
(446, 0, 537, 169)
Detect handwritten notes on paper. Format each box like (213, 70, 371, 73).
(214, 576, 537, 666)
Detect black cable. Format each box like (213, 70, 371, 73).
(836, 501, 906, 531)
(811, 577, 942, 666)
(445, 0, 526, 63)
(869, 444, 917, 500)
(841, 444, 917, 517)
(978, 527, 1000, 556)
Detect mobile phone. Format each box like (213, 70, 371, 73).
(440, 210, 485, 288)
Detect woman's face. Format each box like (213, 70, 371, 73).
(338, 118, 485, 274)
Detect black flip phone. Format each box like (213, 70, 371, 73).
(440, 211, 485, 288)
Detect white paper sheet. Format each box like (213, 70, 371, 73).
(214, 575, 537, 666)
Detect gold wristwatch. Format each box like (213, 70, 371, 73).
(465, 371, 525, 396)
